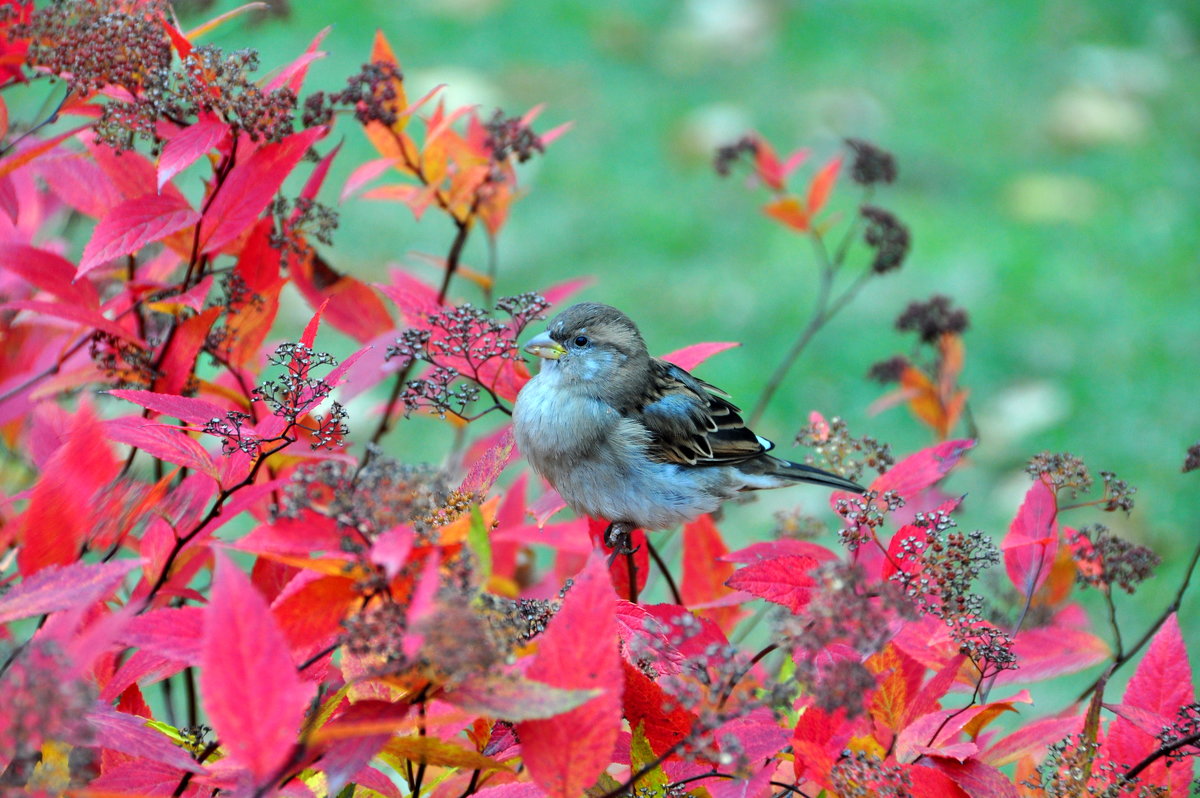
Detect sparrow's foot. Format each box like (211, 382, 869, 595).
(603, 521, 638, 565)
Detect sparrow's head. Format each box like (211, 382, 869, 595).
(524, 303, 650, 396)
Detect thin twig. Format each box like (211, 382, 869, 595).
(645, 538, 683, 605)
(1077, 536, 1200, 702)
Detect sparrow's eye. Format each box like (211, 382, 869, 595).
(573, 335, 589, 347)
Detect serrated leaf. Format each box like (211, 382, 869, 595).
(199, 126, 326, 254)
(517, 553, 622, 798)
(200, 553, 316, 782)
(79, 192, 200, 278)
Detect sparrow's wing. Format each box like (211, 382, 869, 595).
(633, 359, 773, 466)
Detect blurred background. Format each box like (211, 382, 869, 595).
(168, 0, 1197, 694)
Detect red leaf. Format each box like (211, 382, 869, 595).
(107, 389, 228, 426)
(157, 116, 230, 190)
(2, 298, 140, 343)
(103, 417, 219, 480)
(292, 253, 395, 343)
(660, 341, 739, 372)
(1107, 614, 1194, 796)
(201, 552, 316, 783)
(17, 403, 120, 574)
(1002, 476, 1059, 599)
(926, 758, 1020, 798)
(199, 126, 326, 254)
(621, 660, 695, 755)
(806, 155, 842, 217)
(517, 552, 622, 798)
(681, 514, 742, 633)
(0, 559, 140, 623)
(271, 571, 360, 665)
(725, 554, 820, 613)
(153, 305, 222, 395)
(0, 242, 99, 307)
(370, 525, 415, 580)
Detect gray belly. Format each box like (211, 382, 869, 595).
(514, 377, 735, 529)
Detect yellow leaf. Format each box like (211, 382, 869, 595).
(29, 740, 72, 794)
(379, 735, 510, 771)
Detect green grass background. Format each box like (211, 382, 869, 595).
(146, 0, 1200, 704)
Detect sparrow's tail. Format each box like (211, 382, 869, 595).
(766, 456, 867, 494)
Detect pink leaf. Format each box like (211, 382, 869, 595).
(980, 714, 1083, 767)
(104, 417, 219, 480)
(723, 539, 837, 565)
(0, 559, 141, 624)
(370, 525, 414, 580)
(861, 438, 975, 501)
(459, 427, 515, 496)
(265, 27, 329, 93)
(107, 389, 228, 426)
(2, 299, 140, 343)
(1002, 476, 1058, 599)
(517, 552, 622, 797)
(201, 553, 316, 783)
(117, 606, 204, 663)
(341, 157, 397, 202)
(86, 702, 204, 772)
(661, 341, 740, 372)
(199, 126, 326, 253)
(157, 117, 230, 191)
(725, 554, 820, 614)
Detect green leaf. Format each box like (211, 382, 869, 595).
(467, 504, 492, 584)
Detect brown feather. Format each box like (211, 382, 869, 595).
(633, 358, 772, 467)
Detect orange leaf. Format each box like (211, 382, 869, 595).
(899, 365, 946, 435)
(762, 195, 809, 232)
(185, 2, 268, 40)
(807, 155, 842, 217)
(370, 30, 409, 132)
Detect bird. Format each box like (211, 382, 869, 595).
(512, 302, 865, 550)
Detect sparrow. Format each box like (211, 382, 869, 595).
(513, 303, 864, 546)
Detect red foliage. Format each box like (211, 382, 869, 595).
(0, 9, 1193, 798)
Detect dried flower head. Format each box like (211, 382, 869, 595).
(1184, 442, 1200, 474)
(713, 135, 758, 177)
(895, 294, 969, 344)
(796, 415, 893, 483)
(845, 138, 898, 186)
(1070, 525, 1159, 594)
(861, 205, 910, 274)
(867, 355, 908, 384)
(1097, 470, 1136, 513)
(483, 109, 545, 164)
(1027, 451, 1092, 497)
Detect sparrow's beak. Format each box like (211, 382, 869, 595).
(524, 331, 567, 360)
